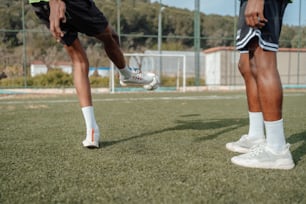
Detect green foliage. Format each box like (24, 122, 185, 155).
(161, 76, 205, 86)
(280, 26, 297, 48)
(0, 69, 115, 88)
(185, 77, 205, 86)
(0, 77, 26, 88)
(89, 75, 110, 88)
(0, 0, 304, 79)
(0, 0, 304, 52)
(31, 68, 73, 88)
(0, 0, 31, 47)
(0, 69, 73, 88)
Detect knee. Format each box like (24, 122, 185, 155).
(71, 54, 89, 70)
(238, 60, 250, 77)
(97, 25, 120, 46)
(71, 55, 89, 73)
(111, 29, 120, 45)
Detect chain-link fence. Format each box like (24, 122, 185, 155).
(0, 0, 305, 90)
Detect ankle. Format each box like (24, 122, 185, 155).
(119, 67, 131, 78)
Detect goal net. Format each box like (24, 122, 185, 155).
(109, 53, 187, 93)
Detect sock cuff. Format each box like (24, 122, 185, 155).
(82, 106, 93, 111)
(249, 112, 263, 117)
(264, 119, 283, 126)
(118, 67, 131, 78)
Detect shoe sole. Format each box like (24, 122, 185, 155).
(120, 73, 156, 85)
(226, 138, 265, 154)
(82, 140, 99, 148)
(231, 157, 295, 170)
(120, 80, 153, 85)
(226, 143, 249, 154)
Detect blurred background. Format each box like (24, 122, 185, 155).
(0, 0, 305, 90)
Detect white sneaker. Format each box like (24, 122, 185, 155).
(231, 143, 295, 170)
(82, 128, 100, 148)
(143, 73, 159, 91)
(226, 135, 265, 153)
(120, 68, 156, 85)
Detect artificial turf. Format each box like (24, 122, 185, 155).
(0, 91, 305, 203)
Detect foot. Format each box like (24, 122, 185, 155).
(226, 135, 265, 153)
(82, 128, 100, 148)
(231, 143, 295, 170)
(120, 68, 156, 85)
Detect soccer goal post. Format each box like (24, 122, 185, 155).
(109, 53, 187, 93)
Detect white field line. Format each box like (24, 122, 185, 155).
(0, 93, 304, 105)
(0, 95, 244, 105)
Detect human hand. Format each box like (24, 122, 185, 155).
(49, 0, 66, 42)
(245, 0, 268, 29)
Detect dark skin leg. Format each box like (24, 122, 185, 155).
(65, 38, 92, 107)
(95, 25, 126, 69)
(248, 39, 283, 121)
(239, 53, 261, 112)
(64, 25, 128, 107)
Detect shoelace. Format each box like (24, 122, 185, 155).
(239, 135, 248, 142)
(132, 74, 143, 80)
(129, 68, 144, 80)
(249, 144, 266, 156)
(129, 67, 141, 74)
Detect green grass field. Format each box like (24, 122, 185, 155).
(1, 91, 306, 204)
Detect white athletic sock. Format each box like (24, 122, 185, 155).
(248, 112, 265, 140)
(118, 67, 131, 78)
(265, 119, 287, 152)
(81, 106, 99, 137)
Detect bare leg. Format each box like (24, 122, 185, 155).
(239, 53, 261, 112)
(249, 40, 283, 121)
(225, 52, 266, 153)
(94, 25, 158, 88)
(249, 39, 286, 152)
(64, 38, 92, 107)
(238, 52, 265, 140)
(95, 25, 126, 69)
(64, 38, 99, 148)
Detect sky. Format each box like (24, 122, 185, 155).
(153, 0, 306, 26)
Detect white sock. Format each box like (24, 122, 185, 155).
(118, 67, 131, 78)
(248, 112, 265, 140)
(81, 106, 99, 137)
(265, 119, 287, 152)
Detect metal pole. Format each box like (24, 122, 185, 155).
(297, 0, 302, 85)
(233, 0, 237, 86)
(158, 2, 165, 79)
(183, 55, 186, 92)
(110, 62, 115, 93)
(116, 0, 121, 44)
(22, 0, 27, 88)
(194, 0, 200, 86)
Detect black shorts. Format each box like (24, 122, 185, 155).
(31, 0, 108, 46)
(236, 0, 288, 52)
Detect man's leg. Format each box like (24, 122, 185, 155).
(65, 38, 99, 148)
(94, 25, 158, 88)
(226, 53, 265, 153)
(250, 45, 282, 121)
(240, 53, 261, 113)
(231, 40, 294, 169)
(95, 25, 126, 69)
(250, 40, 286, 151)
(241, 53, 265, 141)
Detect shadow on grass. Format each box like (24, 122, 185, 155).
(101, 117, 248, 148)
(193, 118, 248, 142)
(287, 130, 306, 165)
